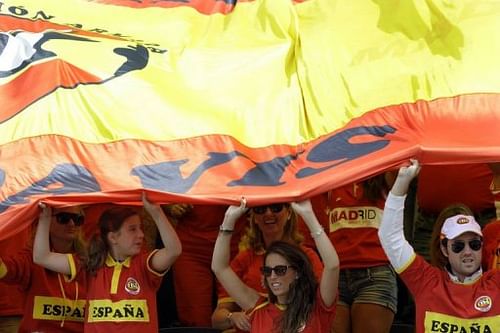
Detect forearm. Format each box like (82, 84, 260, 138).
(211, 230, 232, 275)
(33, 216, 52, 265)
(378, 193, 415, 271)
(151, 210, 182, 271)
(303, 212, 339, 270)
(33, 216, 71, 274)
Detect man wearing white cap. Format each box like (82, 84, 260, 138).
(378, 160, 500, 333)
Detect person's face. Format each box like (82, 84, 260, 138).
(441, 232, 483, 281)
(252, 204, 290, 240)
(262, 253, 297, 304)
(109, 215, 144, 259)
(50, 206, 84, 243)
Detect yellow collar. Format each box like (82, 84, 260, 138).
(105, 254, 131, 268)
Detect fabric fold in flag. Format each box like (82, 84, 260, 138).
(1, 0, 500, 239)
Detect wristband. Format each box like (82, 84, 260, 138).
(310, 227, 325, 239)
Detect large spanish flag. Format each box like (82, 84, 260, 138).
(1, 0, 500, 239)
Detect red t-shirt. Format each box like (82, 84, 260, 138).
(217, 246, 323, 302)
(0, 248, 86, 333)
(84, 251, 164, 333)
(0, 228, 31, 316)
(249, 289, 336, 333)
(307, 184, 389, 269)
(174, 205, 245, 259)
(400, 255, 500, 333)
(417, 164, 494, 215)
(482, 220, 500, 270)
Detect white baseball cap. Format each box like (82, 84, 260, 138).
(440, 214, 482, 240)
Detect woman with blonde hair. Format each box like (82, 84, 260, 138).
(0, 205, 87, 333)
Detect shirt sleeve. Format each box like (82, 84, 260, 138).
(378, 193, 415, 272)
(0, 248, 33, 289)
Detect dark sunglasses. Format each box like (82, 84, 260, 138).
(260, 265, 294, 277)
(252, 203, 285, 215)
(450, 239, 482, 253)
(54, 212, 84, 226)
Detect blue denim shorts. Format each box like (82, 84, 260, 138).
(337, 264, 398, 313)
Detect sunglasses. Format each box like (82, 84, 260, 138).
(260, 265, 294, 277)
(252, 204, 285, 215)
(53, 212, 85, 226)
(450, 239, 482, 253)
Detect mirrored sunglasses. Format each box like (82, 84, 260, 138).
(54, 212, 84, 226)
(260, 265, 294, 277)
(252, 203, 285, 215)
(451, 239, 482, 253)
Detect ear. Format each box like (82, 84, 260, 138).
(107, 231, 117, 246)
(440, 242, 449, 258)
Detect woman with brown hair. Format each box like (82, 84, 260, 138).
(211, 201, 323, 332)
(212, 199, 339, 332)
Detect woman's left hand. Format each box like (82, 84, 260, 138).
(142, 192, 162, 217)
(291, 199, 313, 217)
(38, 202, 52, 223)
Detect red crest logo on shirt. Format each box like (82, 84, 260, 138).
(125, 277, 141, 295)
(474, 295, 492, 312)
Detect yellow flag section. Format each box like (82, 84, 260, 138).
(0, 0, 307, 147)
(1, 0, 500, 240)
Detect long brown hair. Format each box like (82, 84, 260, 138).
(430, 203, 474, 268)
(263, 241, 317, 333)
(87, 207, 139, 275)
(239, 205, 303, 253)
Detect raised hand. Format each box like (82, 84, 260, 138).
(290, 199, 313, 218)
(391, 159, 420, 196)
(223, 198, 248, 229)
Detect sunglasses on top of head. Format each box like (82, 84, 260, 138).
(450, 239, 482, 254)
(252, 203, 285, 215)
(260, 265, 295, 277)
(53, 212, 85, 226)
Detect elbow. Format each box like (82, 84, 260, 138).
(171, 243, 182, 261)
(33, 252, 46, 266)
(211, 262, 219, 275)
(377, 228, 387, 248)
(211, 260, 224, 276)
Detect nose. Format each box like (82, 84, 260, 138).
(269, 270, 280, 279)
(263, 206, 274, 214)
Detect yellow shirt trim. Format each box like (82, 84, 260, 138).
(0, 260, 7, 279)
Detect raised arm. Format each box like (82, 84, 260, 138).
(212, 201, 260, 311)
(142, 195, 182, 273)
(378, 160, 420, 271)
(292, 199, 339, 307)
(33, 204, 72, 275)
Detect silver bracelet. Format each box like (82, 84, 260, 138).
(310, 227, 325, 239)
(219, 225, 234, 233)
